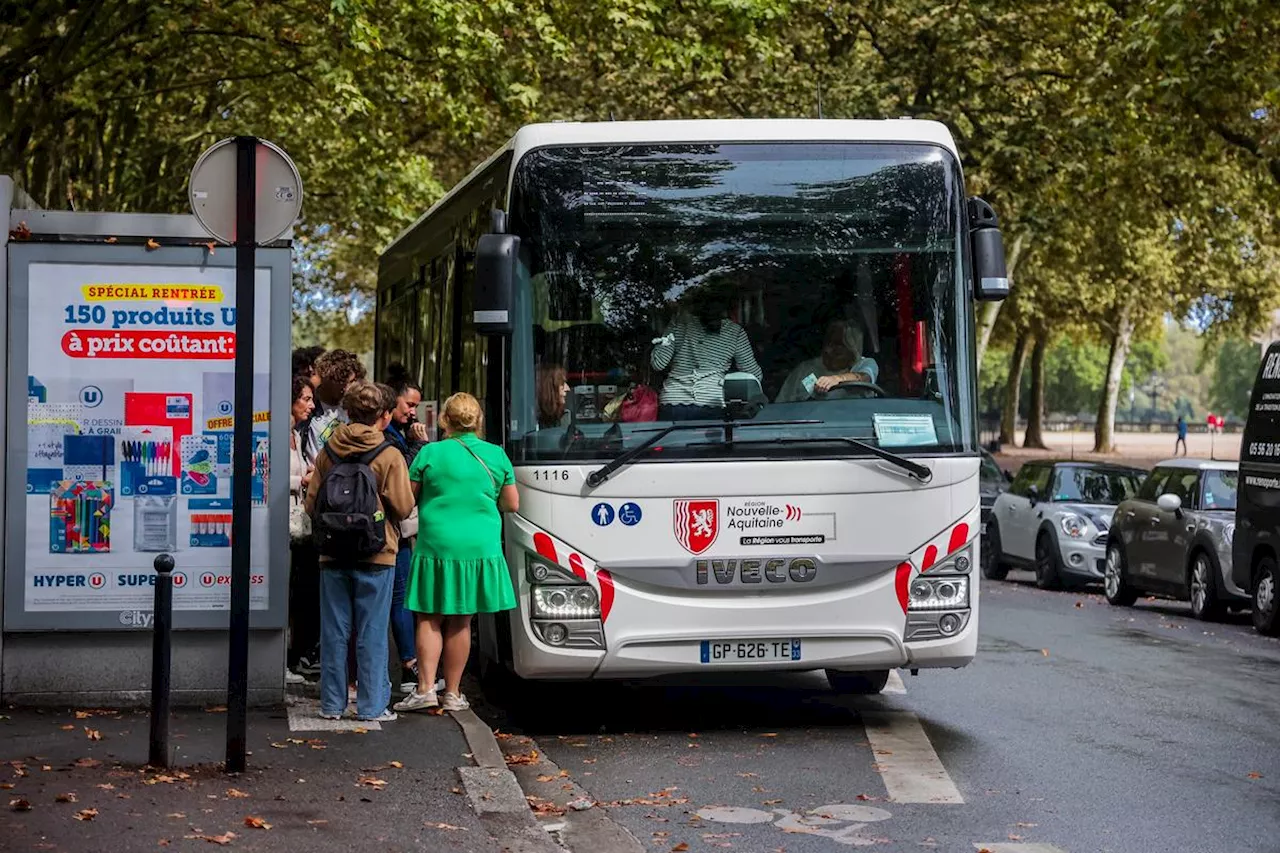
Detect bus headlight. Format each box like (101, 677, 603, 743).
(532, 585, 600, 619)
(907, 576, 969, 610)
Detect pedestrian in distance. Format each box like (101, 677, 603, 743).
(380, 370, 431, 693)
(396, 392, 519, 713)
(1175, 415, 1188, 456)
(306, 381, 415, 722)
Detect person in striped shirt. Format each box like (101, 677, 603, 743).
(650, 288, 763, 420)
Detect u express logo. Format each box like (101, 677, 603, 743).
(200, 573, 264, 587)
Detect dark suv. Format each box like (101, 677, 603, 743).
(1233, 342, 1280, 636)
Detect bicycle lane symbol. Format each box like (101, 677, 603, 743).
(696, 803, 894, 847)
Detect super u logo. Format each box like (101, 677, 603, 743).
(79, 385, 103, 408)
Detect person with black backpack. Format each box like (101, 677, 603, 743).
(305, 381, 414, 722)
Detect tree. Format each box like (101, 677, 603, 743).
(1209, 338, 1262, 419)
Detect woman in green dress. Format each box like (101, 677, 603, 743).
(395, 392, 519, 712)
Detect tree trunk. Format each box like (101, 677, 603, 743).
(999, 331, 1030, 446)
(975, 232, 1027, 367)
(1024, 335, 1049, 449)
(1094, 303, 1136, 453)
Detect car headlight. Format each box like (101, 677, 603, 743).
(1059, 513, 1088, 539)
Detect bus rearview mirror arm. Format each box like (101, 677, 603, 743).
(969, 197, 1008, 302)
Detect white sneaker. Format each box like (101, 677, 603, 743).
(285, 669, 305, 685)
(394, 691, 438, 712)
(440, 692, 469, 712)
(358, 709, 397, 723)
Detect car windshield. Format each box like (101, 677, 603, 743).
(506, 142, 973, 464)
(1201, 470, 1238, 511)
(1052, 468, 1143, 504)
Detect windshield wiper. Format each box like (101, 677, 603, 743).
(585, 420, 822, 488)
(721, 435, 933, 483)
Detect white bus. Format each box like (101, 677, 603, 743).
(377, 119, 1007, 694)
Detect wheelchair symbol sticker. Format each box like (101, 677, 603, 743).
(618, 502, 642, 526)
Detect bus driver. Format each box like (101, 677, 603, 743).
(776, 319, 878, 403)
(650, 282, 763, 421)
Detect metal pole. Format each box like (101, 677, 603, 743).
(226, 136, 257, 774)
(149, 554, 175, 768)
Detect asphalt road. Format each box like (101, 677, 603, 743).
(474, 571, 1280, 853)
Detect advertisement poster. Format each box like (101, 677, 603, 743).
(21, 261, 273, 614)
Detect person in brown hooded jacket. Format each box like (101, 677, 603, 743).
(305, 381, 414, 722)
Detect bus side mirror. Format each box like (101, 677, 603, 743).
(968, 197, 1008, 302)
(473, 232, 520, 335)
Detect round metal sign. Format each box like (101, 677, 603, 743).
(188, 137, 302, 244)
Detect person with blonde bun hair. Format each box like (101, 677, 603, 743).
(396, 392, 518, 713)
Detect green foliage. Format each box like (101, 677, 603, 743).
(1209, 338, 1262, 419)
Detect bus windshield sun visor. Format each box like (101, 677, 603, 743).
(585, 420, 822, 489)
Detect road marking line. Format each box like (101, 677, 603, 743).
(858, 709, 963, 803)
(973, 844, 1069, 853)
(285, 693, 382, 732)
(884, 670, 907, 693)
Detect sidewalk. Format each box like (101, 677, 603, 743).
(0, 694, 501, 853)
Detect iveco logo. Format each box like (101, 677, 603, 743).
(696, 558, 817, 585)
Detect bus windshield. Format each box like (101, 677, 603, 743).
(507, 142, 973, 465)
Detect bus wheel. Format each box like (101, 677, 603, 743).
(826, 669, 890, 695)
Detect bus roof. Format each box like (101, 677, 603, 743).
(384, 118, 960, 256)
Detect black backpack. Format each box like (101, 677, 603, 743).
(313, 441, 393, 560)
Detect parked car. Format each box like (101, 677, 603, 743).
(1232, 342, 1280, 636)
(979, 448, 1011, 528)
(1105, 459, 1246, 620)
(985, 460, 1145, 589)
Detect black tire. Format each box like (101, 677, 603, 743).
(1104, 542, 1138, 607)
(1252, 557, 1279, 636)
(1034, 532, 1063, 590)
(826, 669, 891, 694)
(1188, 550, 1224, 622)
(982, 523, 1009, 580)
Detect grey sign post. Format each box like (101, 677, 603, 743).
(190, 137, 301, 773)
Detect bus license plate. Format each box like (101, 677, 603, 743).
(700, 639, 801, 663)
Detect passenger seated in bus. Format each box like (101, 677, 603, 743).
(536, 363, 571, 428)
(650, 284, 763, 421)
(775, 320, 878, 402)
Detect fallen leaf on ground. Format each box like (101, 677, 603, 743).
(84, 728, 102, 741)
(145, 238, 161, 250)
(1248, 772, 1263, 779)
(226, 789, 249, 799)
(759, 733, 778, 738)
(184, 832, 235, 845)
(737, 772, 758, 778)
(526, 795, 567, 816)
(536, 774, 555, 783)
(10, 798, 32, 811)
(243, 816, 271, 829)
(307, 820, 327, 825)
(1041, 649, 1050, 657)
(167, 813, 185, 819)
(204, 706, 227, 713)
(762, 799, 783, 805)
(59, 725, 75, 731)
(55, 793, 78, 803)
(357, 777, 387, 790)
(270, 743, 288, 749)
(1074, 601, 1083, 608)
(687, 743, 700, 749)
(672, 844, 690, 852)
(505, 750, 540, 766)
(582, 758, 597, 765)
(95, 784, 114, 791)
(74, 758, 101, 769)
(426, 822, 466, 831)
(688, 733, 699, 738)
(1014, 822, 1038, 828)
(73, 808, 98, 821)
(74, 711, 92, 720)
(0, 784, 12, 790)
(389, 761, 403, 769)
(1008, 834, 1024, 841)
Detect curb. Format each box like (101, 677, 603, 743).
(449, 708, 562, 852)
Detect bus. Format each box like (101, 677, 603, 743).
(376, 119, 1007, 694)
(1233, 341, 1280, 636)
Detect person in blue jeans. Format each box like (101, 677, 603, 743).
(382, 367, 430, 692)
(305, 382, 415, 722)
